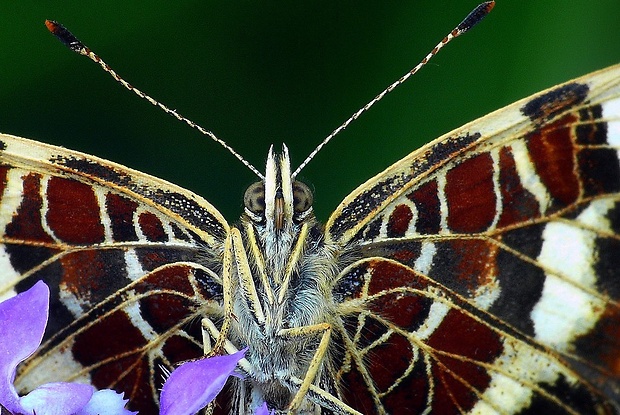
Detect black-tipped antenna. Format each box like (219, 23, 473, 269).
(292, 1, 495, 178)
(45, 20, 265, 180)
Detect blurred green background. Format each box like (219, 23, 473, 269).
(1, 1, 619, 222)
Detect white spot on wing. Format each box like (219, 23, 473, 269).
(576, 195, 615, 233)
(436, 174, 449, 233)
(134, 208, 146, 241)
(0, 270, 18, 301)
(472, 277, 501, 310)
(95, 189, 113, 242)
(40, 176, 61, 243)
(59, 286, 88, 317)
(162, 220, 176, 242)
(0, 169, 25, 235)
(489, 147, 502, 230)
(125, 292, 159, 341)
(413, 242, 436, 276)
(415, 291, 450, 341)
(532, 199, 613, 351)
(14, 337, 91, 389)
(0, 246, 21, 299)
(531, 274, 603, 351)
(0, 170, 47, 295)
(470, 338, 573, 414)
(603, 97, 620, 146)
(125, 248, 145, 281)
(510, 140, 550, 213)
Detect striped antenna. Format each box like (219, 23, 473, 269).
(292, 1, 495, 178)
(45, 20, 265, 181)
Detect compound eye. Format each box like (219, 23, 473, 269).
(244, 182, 265, 216)
(292, 181, 313, 214)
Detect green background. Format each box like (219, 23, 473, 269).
(1, 1, 619, 222)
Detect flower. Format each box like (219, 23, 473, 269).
(160, 348, 278, 415)
(0, 281, 135, 415)
(1, 281, 267, 414)
(77, 389, 135, 415)
(254, 402, 272, 415)
(159, 349, 246, 415)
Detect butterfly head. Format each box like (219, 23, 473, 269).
(243, 145, 314, 233)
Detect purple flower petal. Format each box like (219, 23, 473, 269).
(0, 281, 49, 414)
(160, 349, 246, 415)
(77, 389, 137, 415)
(255, 401, 271, 415)
(19, 382, 93, 415)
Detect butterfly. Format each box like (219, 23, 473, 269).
(1, 2, 619, 414)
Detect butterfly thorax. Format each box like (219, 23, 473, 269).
(226, 146, 345, 413)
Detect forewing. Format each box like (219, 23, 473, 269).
(0, 134, 228, 414)
(329, 64, 620, 413)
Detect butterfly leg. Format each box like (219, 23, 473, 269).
(211, 231, 236, 355)
(231, 228, 267, 330)
(278, 324, 362, 415)
(202, 316, 253, 373)
(204, 308, 361, 414)
(202, 317, 253, 415)
(278, 322, 331, 412)
(201, 316, 213, 355)
(282, 377, 362, 415)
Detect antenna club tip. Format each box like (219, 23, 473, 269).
(483, 1, 496, 13)
(456, 1, 495, 34)
(45, 19, 60, 34)
(45, 19, 86, 54)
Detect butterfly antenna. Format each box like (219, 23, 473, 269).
(292, 1, 495, 178)
(44, 20, 265, 180)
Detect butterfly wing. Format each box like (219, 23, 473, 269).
(327, 64, 620, 414)
(0, 134, 229, 414)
